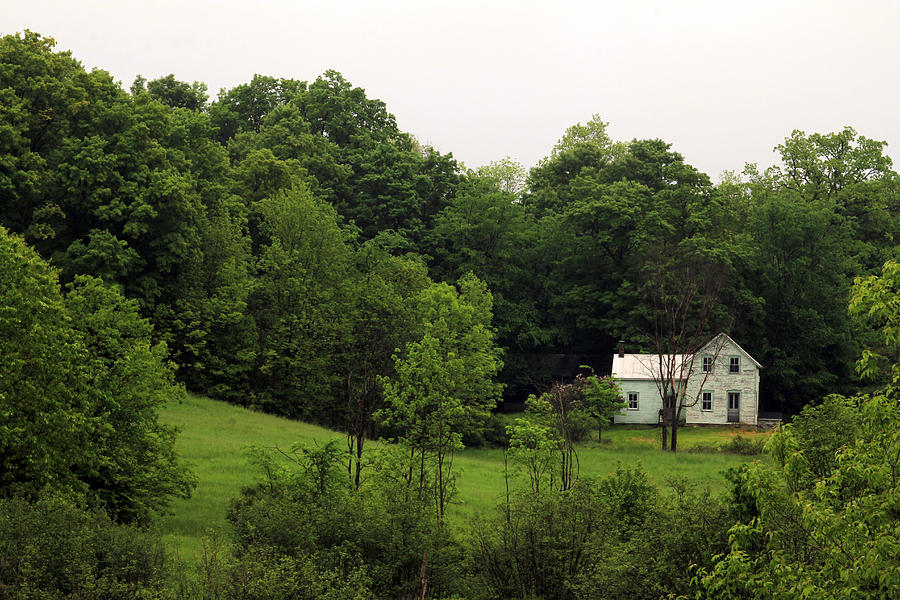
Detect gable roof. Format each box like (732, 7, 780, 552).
(612, 333, 762, 379)
(698, 332, 763, 368)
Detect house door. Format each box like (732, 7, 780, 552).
(727, 392, 740, 423)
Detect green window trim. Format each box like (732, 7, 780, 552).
(701, 390, 713, 411)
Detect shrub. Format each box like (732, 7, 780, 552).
(0, 496, 169, 599)
(720, 433, 766, 455)
(226, 444, 463, 599)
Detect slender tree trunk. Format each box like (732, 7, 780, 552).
(418, 444, 426, 501)
(347, 432, 354, 479)
(661, 421, 668, 451)
(418, 551, 428, 600)
(670, 418, 678, 452)
(354, 431, 364, 489)
(437, 424, 445, 525)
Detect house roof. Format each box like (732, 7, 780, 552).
(699, 333, 763, 368)
(612, 332, 762, 380)
(612, 353, 689, 380)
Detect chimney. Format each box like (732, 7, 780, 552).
(617, 340, 625, 358)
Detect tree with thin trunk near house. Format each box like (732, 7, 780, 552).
(642, 245, 731, 452)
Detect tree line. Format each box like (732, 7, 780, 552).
(3, 32, 898, 424)
(3, 29, 900, 599)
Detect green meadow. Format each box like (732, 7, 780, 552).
(160, 394, 769, 564)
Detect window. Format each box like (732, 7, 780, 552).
(627, 392, 639, 410)
(728, 391, 741, 410)
(729, 356, 740, 373)
(701, 391, 713, 411)
(702, 356, 713, 373)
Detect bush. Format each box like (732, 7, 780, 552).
(720, 433, 766, 455)
(686, 434, 766, 456)
(0, 496, 169, 599)
(461, 411, 510, 448)
(469, 466, 659, 600)
(686, 441, 722, 454)
(225, 444, 463, 599)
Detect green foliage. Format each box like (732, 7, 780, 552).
(739, 182, 858, 412)
(209, 73, 304, 141)
(344, 242, 432, 486)
(378, 273, 503, 521)
(427, 174, 546, 357)
(226, 443, 460, 600)
(474, 156, 527, 195)
(506, 416, 556, 493)
(0, 226, 90, 499)
(65, 275, 196, 523)
(850, 260, 900, 392)
(168, 203, 257, 401)
(697, 394, 900, 599)
(249, 186, 354, 422)
(0, 227, 194, 523)
(136, 73, 209, 111)
(470, 480, 610, 600)
(470, 466, 729, 600)
(516, 379, 599, 491)
(581, 371, 626, 441)
(575, 477, 730, 600)
(0, 496, 169, 599)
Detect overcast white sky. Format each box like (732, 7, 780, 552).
(6, 0, 900, 179)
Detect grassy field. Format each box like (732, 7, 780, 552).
(159, 394, 769, 563)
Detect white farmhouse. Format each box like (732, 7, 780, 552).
(612, 333, 762, 425)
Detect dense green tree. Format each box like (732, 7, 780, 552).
(471, 466, 729, 600)
(296, 69, 398, 147)
(0, 228, 193, 523)
(0, 32, 207, 322)
(427, 174, 544, 351)
(249, 187, 354, 422)
(64, 276, 196, 523)
(772, 127, 900, 271)
(208, 73, 304, 142)
(0, 496, 170, 599)
(474, 156, 527, 195)
(0, 227, 90, 499)
(227, 103, 351, 205)
(344, 241, 431, 489)
(133, 73, 209, 111)
(850, 260, 900, 392)
(378, 274, 503, 522)
(739, 176, 858, 412)
(168, 203, 257, 401)
(527, 135, 723, 357)
(228, 441, 460, 599)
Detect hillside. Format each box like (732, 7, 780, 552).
(159, 394, 767, 562)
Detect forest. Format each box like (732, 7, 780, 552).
(1, 30, 900, 599)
